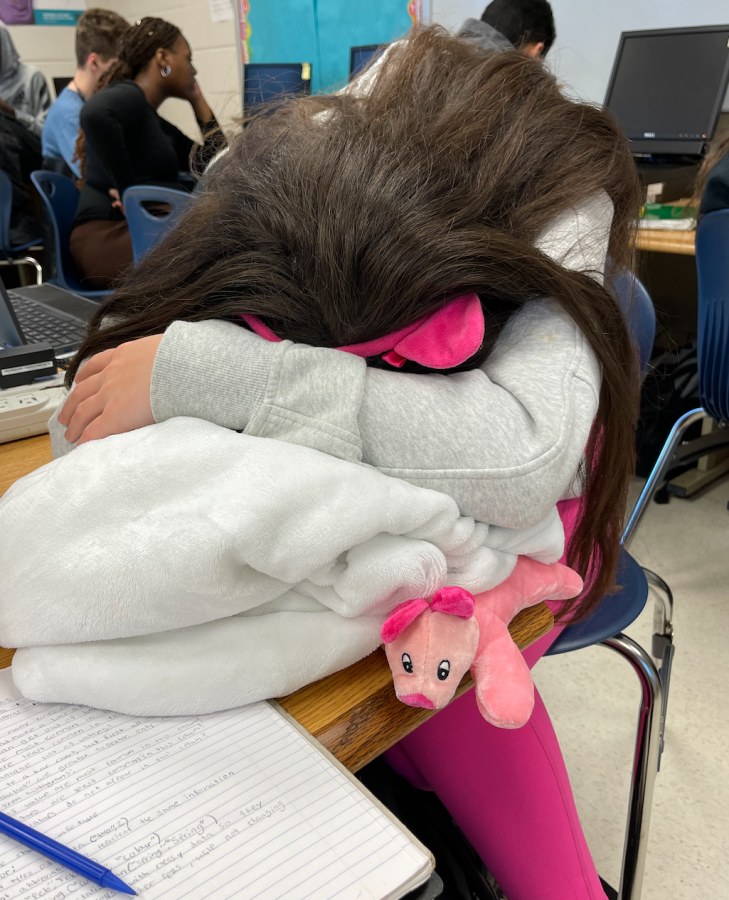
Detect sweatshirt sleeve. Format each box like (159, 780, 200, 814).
(151, 192, 612, 527)
(14, 71, 50, 136)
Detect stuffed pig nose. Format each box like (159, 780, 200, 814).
(399, 693, 435, 709)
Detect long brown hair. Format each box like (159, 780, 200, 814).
(73, 17, 181, 181)
(69, 27, 642, 621)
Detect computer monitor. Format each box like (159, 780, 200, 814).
(604, 25, 729, 157)
(349, 44, 389, 82)
(243, 63, 311, 112)
(53, 77, 73, 98)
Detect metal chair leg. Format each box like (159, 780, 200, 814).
(601, 634, 663, 900)
(642, 568, 674, 770)
(622, 408, 707, 547)
(643, 569, 673, 635)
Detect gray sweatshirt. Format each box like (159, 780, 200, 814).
(0, 24, 50, 137)
(143, 194, 612, 530)
(456, 18, 513, 53)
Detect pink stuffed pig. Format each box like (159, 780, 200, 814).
(381, 556, 583, 728)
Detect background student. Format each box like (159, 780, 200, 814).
(0, 20, 50, 136)
(0, 111, 41, 246)
(458, 0, 555, 58)
(42, 8, 129, 179)
(693, 131, 729, 215)
(70, 17, 226, 290)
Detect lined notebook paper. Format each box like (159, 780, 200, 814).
(0, 670, 432, 899)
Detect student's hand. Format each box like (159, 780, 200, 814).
(0, 97, 15, 117)
(57, 335, 164, 445)
(186, 81, 214, 124)
(108, 188, 125, 216)
(186, 78, 202, 102)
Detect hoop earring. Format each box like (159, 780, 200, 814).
(160, 65, 171, 77)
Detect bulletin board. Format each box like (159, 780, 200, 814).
(237, 0, 429, 93)
(0, 0, 86, 26)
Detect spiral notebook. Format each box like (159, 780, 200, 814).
(0, 669, 433, 899)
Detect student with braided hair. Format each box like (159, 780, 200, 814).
(69, 17, 226, 289)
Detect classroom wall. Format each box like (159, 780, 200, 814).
(431, 0, 729, 107)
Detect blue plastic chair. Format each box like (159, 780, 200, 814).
(624, 211, 729, 534)
(545, 271, 673, 900)
(122, 186, 192, 263)
(30, 171, 108, 299)
(0, 169, 42, 284)
(609, 268, 656, 380)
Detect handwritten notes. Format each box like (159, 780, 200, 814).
(0, 672, 430, 899)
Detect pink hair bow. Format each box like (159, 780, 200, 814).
(241, 292, 484, 369)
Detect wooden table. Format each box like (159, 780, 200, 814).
(0, 434, 554, 771)
(635, 227, 695, 256)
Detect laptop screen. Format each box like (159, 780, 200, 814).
(0, 280, 24, 350)
(349, 45, 388, 82)
(243, 64, 311, 111)
(605, 26, 729, 153)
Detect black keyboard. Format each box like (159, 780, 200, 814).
(8, 292, 87, 348)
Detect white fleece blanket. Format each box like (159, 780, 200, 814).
(0, 418, 563, 715)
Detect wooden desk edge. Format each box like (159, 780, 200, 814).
(278, 601, 554, 771)
(0, 603, 554, 771)
(635, 228, 695, 256)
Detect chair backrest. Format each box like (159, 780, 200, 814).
(608, 268, 657, 382)
(122, 186, 192, 263)
(0, 169, 14, 256)
(695, 210, 729, 423)
(29, 170, 99, 297)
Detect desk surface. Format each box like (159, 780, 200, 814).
(0, 436, 554, 772)
(636, 228, 695, 256)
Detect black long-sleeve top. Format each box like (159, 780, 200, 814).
(74, 80, 225, 228)
(700, 151, 729, 216)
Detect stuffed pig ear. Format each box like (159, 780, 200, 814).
(381, 598, 430, 643)
(430, 586, 475, 618)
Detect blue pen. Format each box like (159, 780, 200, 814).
(0, 809, 136, 895)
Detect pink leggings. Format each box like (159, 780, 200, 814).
(385, 501, 608, 900)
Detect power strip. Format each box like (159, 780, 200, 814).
(0, 373, 66, 444)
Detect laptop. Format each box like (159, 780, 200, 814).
(0, 281, 98, 362)
(243, 63, 311, 112)
(53, 76, 74, 98)
(349, 44, 389, 82)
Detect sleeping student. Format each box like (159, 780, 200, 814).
(55, 28, 641, 900)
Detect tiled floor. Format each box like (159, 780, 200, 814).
(533, 474, 729, 898)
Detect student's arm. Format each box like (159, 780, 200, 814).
(59, 193, 612, 527)
(149, 299, 599, 528)
(163, 84, 227, 175)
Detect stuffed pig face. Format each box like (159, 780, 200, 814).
(381, 557, 583, 728)
(381, 587, 479, 710)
